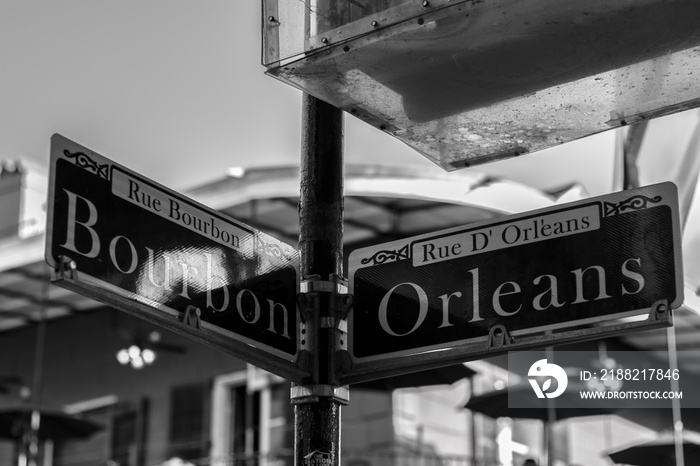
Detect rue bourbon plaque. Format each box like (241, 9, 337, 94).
(46, 134, 306, 381)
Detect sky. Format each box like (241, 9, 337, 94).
(0, 0, 622, 196)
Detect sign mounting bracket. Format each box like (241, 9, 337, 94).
(51, 255, 78, 282)
(295, 274, 351, 404)
(648, 299, 670, 321)
(487, 324, 514, 350)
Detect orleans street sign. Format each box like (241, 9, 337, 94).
(344, 183, 682, 384)
(46, 134, 306, 381)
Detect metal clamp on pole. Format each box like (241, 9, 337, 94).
(300, 274, 349, 295)
(297, 274, 353, 357)
(330, 292, 352, 353)
(297, 275, 322, 324)
(290, 384, 350, 405)
(296, 274, 352, 400)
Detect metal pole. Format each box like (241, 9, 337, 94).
(667, 326, 685, 466)
(294, 93, 345, 466)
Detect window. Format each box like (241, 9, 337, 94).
(211, 365, 294, 466)
(267, 382, 294, 464)
(231, 385, 261, 465)
(169, 382, 210, 462)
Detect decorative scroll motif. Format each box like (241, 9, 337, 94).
(256, 238, 284, 259)
(251, 280, 283, 293)
(360, 244, 410, 266)
(63, 150, 110, 180)
(603, 195, 663, 217)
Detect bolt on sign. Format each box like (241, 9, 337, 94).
(344, 183, 682, 385)
(45, 134, 306, 381)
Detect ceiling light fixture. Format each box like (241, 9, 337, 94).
(116, 345, 156, 369)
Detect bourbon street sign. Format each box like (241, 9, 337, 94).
(343, 183, 682, 385)
(46, 134, 307, 382)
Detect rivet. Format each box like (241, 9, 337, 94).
(422, 1, 430, 6)
(321, 37, 329, 44)
(371, 20, 379, 27)
(268, 15, 276, 22)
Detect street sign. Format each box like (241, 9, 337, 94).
(344, 183, 682, 384)
(45, 134, 307, 381)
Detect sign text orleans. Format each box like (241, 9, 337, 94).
(348, 183, 682, 364)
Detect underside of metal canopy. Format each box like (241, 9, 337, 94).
(263, 0, 700, 170)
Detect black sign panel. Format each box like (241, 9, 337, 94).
(346, 183, 682, 382)
(46, 135, 305, 381)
